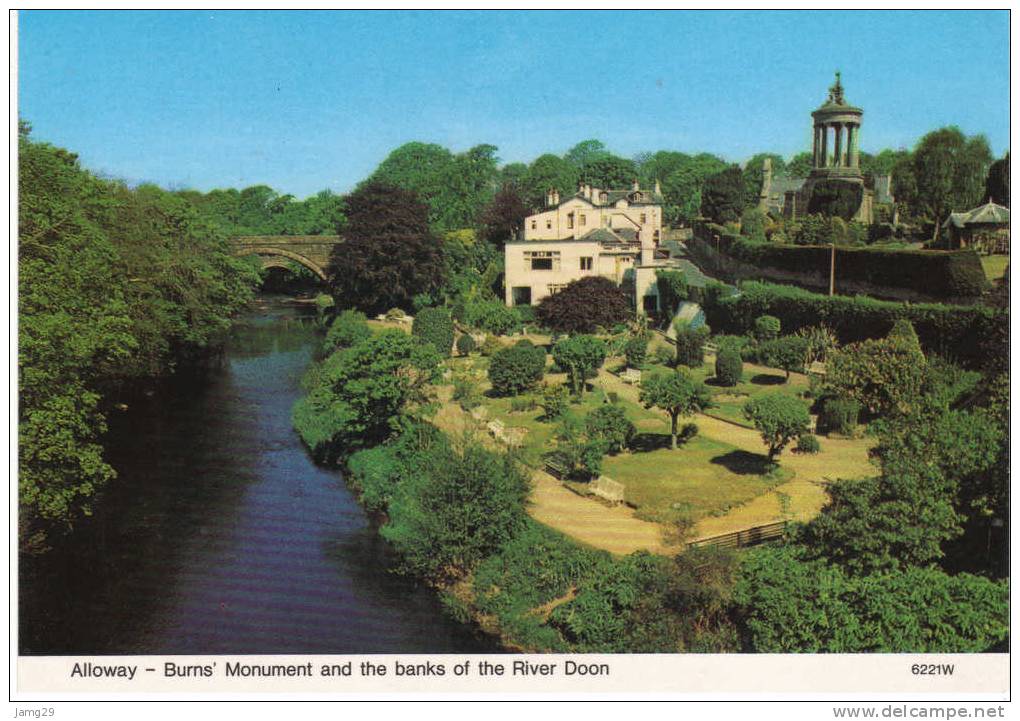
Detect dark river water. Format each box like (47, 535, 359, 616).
(20, 297, 498, 655)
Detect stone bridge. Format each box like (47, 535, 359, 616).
(230, 235, 343, 281)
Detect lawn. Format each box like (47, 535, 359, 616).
(981, 254, 1010, 282)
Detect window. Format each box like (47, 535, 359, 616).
(531, 257, 553, 270)
(546, 219, 552, 230)
(640, 213, 647, 224)
(567, 213, 574, 229)
(531, 220, 537, 230)
(580, 214, 587, 226)
(548, 284, 568, 295)
(653, 229, 660, 244)
(643, 295, 659, 313)
(525, 250, 559, 271)
(512, 287, 532, 306)
(580, 257, 593, 271)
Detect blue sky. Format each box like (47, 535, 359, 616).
(18, 10, 1010, 198)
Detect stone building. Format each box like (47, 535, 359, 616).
(942, 200, 1010, 252)
(505, 181, 671, 313)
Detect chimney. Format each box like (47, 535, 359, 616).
(546, 189, 554, 208)
(584, 184, 592, 200)
(551, 189, 559, 206)
(632, 179, 640, 192)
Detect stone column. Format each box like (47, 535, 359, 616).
(820, 124, 829, 168)
(833, 123, 843, 168)
(812, 125, 819, 166)
(849, 124, 860, 168)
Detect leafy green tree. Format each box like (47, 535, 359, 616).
(826, 338, 928, 417)
(786, 151, 814, 178)
(552, 335, 607, 396)
(911, 127, 993, 237)
(540, 383, 570, 421)
(639, 369, 711, 450)
(326, 182, 445, 315)
(324, 309, 372, 352)
(488, 340, 546, 396)
(743, 393, 811, 461)
(523, 154, 580, 211)
(536, 276, 631, 334)
(412, 307, 455, 357)
(585, 404, 636, 454)
(701, 165, 746, 223)
(661, 153, 729, 225)
(292, 329, 441, 463)
(624, 334, 649, 369)
(757, 335, 809, 381)
(985, 153, 1009, 207)
(564, 139, 610, 170)
(581, 154, 638, 188)
(382, 436, 530, 580)
(480, 182, 529, 245)
(673, 320, 710, 368)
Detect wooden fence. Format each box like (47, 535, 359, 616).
(686, 520, 789, 550)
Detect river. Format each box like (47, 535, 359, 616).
(19, 297, 498, 655)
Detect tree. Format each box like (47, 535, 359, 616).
(640, 369, 711, 450)
(324, 309, 372, 352)
(985, 153, 1009, 207)
(714, 345, 743, 387)
(585, 404, 636, 454)
(826, 338, 928, 417)
(488, 340, 546, 396)
(624, 334, 649, 369)
(522, 154, 580, 211)
(661, 153, 729, 225)
(581, 154, 638, 189)
(536, 276, 631, 334)
(552, 335, 607, 396)
(292, 329, 441, 463)
(757, 335, 809, 381)
(326, 182, 445, 315)
(701, 165, 746, 223)
(786, 151, 814, 178)
(382, 435, 530, 580)
(480, 182, 529, 245)
(412, 307, 455, 357)
(743, 393, 811, 461)
(564, 139, 610, 170)
(911, 127, 993, 237)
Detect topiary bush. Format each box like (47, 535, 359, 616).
(819, 397, 860, 435)
(540, 383, 569, 421)
(754, 315, 781, 342)
(488, 339, 546, 396)
(455, 333, 476, 356)
(674, 322, 710, 368)
(585, 404, 636, 454)
(714, 345, 743, 387)
(412, 307, 455, 357)
(466, 300, 521, 336)
(757, 335, 810, 380)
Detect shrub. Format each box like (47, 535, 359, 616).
(624, 334, 649, 369)
(455, 333, 476, 356)
(488, 339, 546, 396)
(585, 405, 636, 454)
(674, 322, 710, 368)
(754, 315, 781, 342)
(819, 398, 860, 435)
(452, 371, 482, 411)
(324, 309, 372, 352)
(653, 345, 674, 366)
(466, 300, 520, 336)
(743, 393, 811, 461)
(510, 395, 537, 413)
(795, 434, 821, 454)
(552, 416, 608, 481)
(714, 345, 743, 387)
(479, 336, 503, 357)
(886, 318, 922, 355)
(540, 384, 569, 421)
(826, 338, 928, 417)
(679, 422, 699, 443)
(607, 391, 619, 404)
(552, 335, 607, 396)
(536, 276, 632, 334)
(411, 307, 454, 357)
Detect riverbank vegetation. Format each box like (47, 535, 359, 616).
(18, 125, 261, 553)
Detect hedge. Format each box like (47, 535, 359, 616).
(703, 281, 1005, 369)
(700, 223, 988, 299)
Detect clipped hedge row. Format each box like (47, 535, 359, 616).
(701, 223, 988, 299)
(704, 281, 1006, 368)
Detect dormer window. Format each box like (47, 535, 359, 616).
(640, 213, 647, 224)
(567, 213, 574, 229)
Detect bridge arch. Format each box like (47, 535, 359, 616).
(235, 246, 328, 281)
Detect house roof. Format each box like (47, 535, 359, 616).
(943, 201, 1010, 228)
(565, 187, 664, 208)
